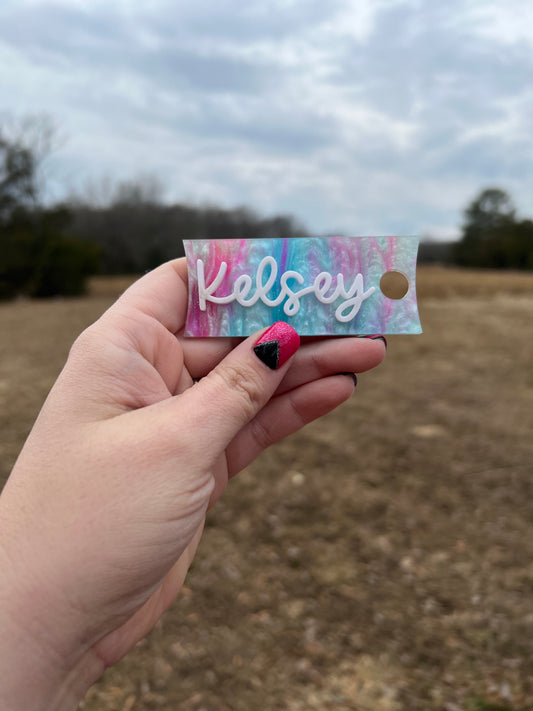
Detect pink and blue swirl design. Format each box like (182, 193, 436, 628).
(184, 236, 422, 337)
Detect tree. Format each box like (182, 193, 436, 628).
(113, 175, 165, 206)
(463, 188, 515, 238)
(0, 114, 59, 224)
(453, 188, 533, 269)
(0, 120, 100, 299)
(0, 136, 36, 226)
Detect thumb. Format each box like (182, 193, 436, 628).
(182, 321, 300, 452)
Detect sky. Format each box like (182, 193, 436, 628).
(0, 0, 532, 239)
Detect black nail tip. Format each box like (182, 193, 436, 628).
(337, 372, 357, 387)
(253, 340, 280, 369)
(370, 336, 387, 348)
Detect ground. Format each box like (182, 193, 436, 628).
(1, 267, 532, 710)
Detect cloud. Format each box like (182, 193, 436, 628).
(0, 0, 532, 237)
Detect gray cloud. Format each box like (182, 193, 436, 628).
(0, 0, 531, 237)
(145, 0, 348, 43)
(0, 3, 279, 94)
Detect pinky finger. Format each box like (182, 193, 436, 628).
(225, 373, 357, 477)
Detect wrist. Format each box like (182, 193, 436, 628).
(0, 535, 103, 710)
(0, 622, 101, 711)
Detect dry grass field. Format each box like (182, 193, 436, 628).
(1, 266, 532, 710)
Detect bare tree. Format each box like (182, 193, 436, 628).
(0, 113, 60, 210)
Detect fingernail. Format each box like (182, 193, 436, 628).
(358, 334, 387, 349)
(337, 372, 358, 387)
(253, 322, 300, 370)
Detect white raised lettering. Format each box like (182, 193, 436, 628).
(197, 256, 375, 322)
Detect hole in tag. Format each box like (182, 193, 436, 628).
(380, 270, 409, 300)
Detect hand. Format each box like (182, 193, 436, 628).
(0, 259, 386, 710)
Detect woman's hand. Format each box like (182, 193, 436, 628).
(0, 259, 386, 710)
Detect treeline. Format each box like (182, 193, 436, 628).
(1, 124, 533, 299)
(0, 128, 306, 298)
(68, 190, 307, 275)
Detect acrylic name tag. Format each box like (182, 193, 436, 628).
(183, 237, 422, 337)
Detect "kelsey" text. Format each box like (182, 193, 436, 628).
(196, 256, 376, 323)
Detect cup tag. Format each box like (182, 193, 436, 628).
(183, 236, 422, 336)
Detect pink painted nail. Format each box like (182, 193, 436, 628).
(253, 322, 300, 370)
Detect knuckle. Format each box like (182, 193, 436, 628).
(309, 348, 324, 378)
(211, 362, 264, 419)
(288, 391, 312, 428)
(68, 324, 99, 362)
(249, 415, 275, 451)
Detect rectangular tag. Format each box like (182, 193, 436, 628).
(183, 236, 422, 337)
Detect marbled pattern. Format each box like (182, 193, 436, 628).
(184, 237, 422, 336)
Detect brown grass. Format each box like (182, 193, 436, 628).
(1, 268, 532, 710)
(416, 266, 533, 299)
(88, 275, 139, 298)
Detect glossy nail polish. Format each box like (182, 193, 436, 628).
(253, 322, 300, 370)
